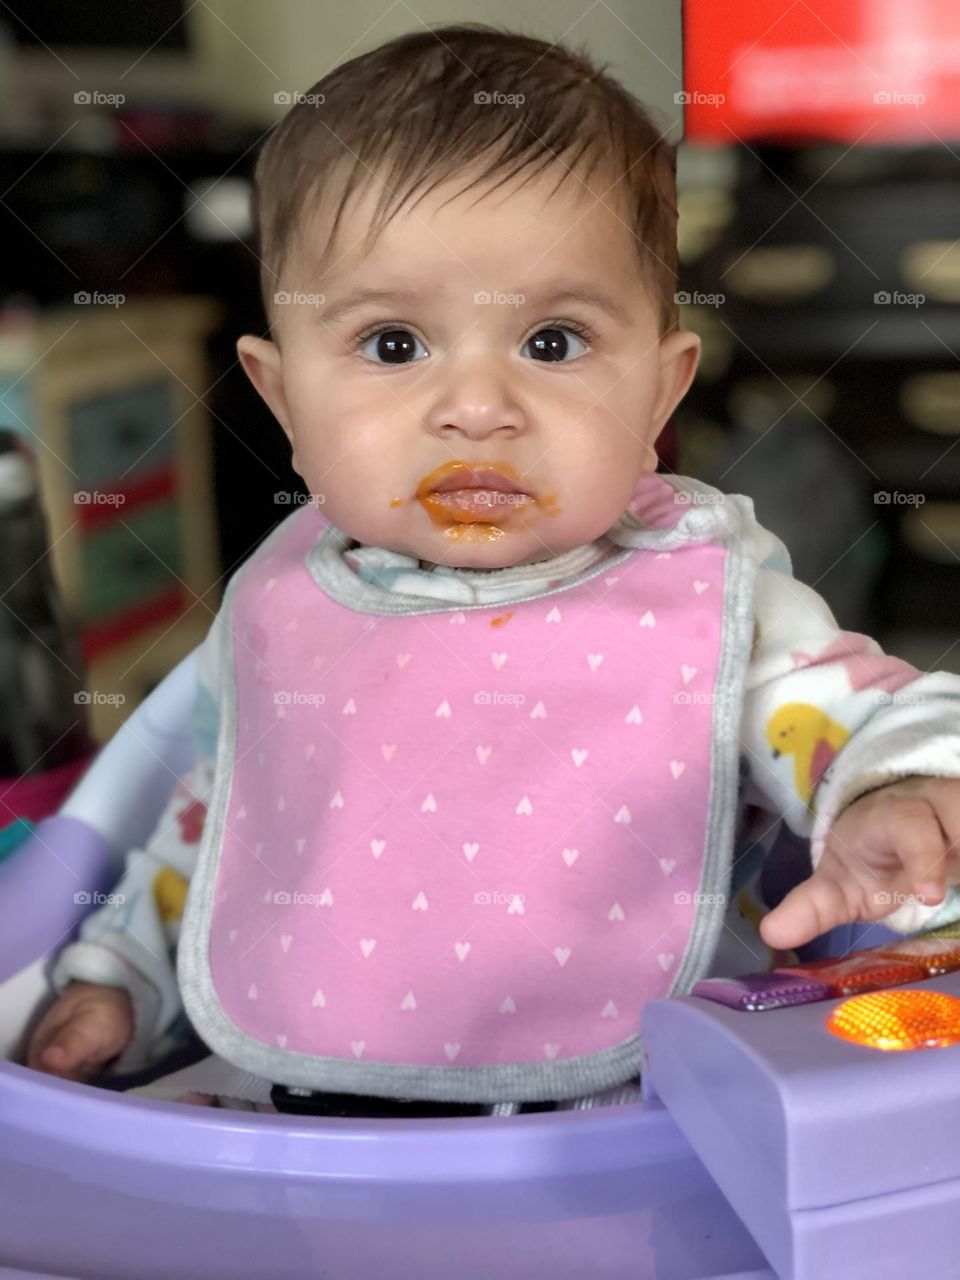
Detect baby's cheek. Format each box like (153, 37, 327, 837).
(304, 437, 406, 522)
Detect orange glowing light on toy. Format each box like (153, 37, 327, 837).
(827, 989, 960, 1052)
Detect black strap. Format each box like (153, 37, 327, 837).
(269, 1085, 557, 1118)
(269, 1084, 496, 1117)
(95, 1026, 213, 1092)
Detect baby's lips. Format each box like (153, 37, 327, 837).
(410, 460, 561, 532)
(414, 461, 535, 526)
(430, 471, 530, 497)
(425, 487, 532, 522)
(415, 460, 531, 499)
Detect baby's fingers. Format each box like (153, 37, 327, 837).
(890, 793, 952, 906)
(860, 795, 947, 909)
(35, 1018, 119, 1080)
(759, 872, 857, 951)
(29, 1009, 125, 1081)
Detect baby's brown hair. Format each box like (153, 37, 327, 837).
(251, 23, 679, 335)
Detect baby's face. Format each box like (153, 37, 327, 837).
(239, 162, 700, 568)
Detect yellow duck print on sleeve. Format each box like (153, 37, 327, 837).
(152, 867, 190, 928)
(766, 702, 851, 812)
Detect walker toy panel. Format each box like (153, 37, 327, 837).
(643, 946, 960, 1280)
(0, 1061, 775, 1280)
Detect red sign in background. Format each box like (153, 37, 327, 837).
(683, 0, 960, 143)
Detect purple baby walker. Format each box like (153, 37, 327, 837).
(3, 646, 953, 1280)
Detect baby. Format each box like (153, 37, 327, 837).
(27, 24, 960, 1110)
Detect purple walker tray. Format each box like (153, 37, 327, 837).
(0, 1055, 775, 1280)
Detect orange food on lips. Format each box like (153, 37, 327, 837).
(408, 460, 559, 542)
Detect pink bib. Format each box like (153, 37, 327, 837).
(179, 476, 757, 1101)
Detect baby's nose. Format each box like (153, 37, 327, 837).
(435, 413, 522, 438)
(424, 363, 527, 439)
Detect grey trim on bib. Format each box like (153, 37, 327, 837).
(179, 483, 759, 1101)
(665, 502, 758, 999)
(305, 522, 641, 615)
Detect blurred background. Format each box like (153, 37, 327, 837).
(0, 0, 958, 826)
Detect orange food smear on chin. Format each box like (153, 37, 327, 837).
(443, 522, 505, 543)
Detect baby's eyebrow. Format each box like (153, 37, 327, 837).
(314, 282, 632, 326)
(523, 285, 632, 325)
(316, 288, 423, 325)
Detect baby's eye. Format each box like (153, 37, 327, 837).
(358, 327, 428, 365)
(522, 326, 590, 363)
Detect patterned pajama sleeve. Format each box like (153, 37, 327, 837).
(739, 523, 960, 935)
(48, 620, 224, 1073)
(48, 757, 215, 1071)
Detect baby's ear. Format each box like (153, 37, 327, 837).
(651, 329, 701, 435)
(236, 335, 293, 444)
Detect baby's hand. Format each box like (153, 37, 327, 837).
(26, 981, 134, 1082)
(760, 776, 960, 950)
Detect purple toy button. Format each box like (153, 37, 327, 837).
(691, 971, 834, 1011)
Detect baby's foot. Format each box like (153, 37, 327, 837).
(175, 1090, 219, 1107)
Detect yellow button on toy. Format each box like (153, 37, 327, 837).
(827, 989, 960, 1051)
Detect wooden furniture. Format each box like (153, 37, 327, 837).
(0, 296, 222, 740)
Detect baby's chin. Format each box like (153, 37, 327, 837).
(425, 545, 558, 571)
(349, 527, 561, 571)
(334, 506, 593, 570)
(409, 539, 554, 572)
